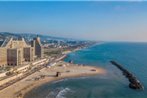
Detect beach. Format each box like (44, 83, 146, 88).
(0, 61, 106, 98)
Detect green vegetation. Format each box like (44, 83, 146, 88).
(44, 48, 62, 57)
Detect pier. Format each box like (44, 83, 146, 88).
(110, 61, 144, 90)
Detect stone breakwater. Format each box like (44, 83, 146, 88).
(110, 61, 144, 90)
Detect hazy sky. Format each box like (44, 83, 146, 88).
(0, 1, 147, 42)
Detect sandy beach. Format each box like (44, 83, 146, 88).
(0, 61, 106, 98)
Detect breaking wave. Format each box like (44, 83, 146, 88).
(45, 87, 72, 98)
(56, 88, 71, 98)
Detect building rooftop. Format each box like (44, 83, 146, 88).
(0, 41, 4, 47)
(1, 37, 12, 47)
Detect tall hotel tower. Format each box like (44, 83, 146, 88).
(31, 36, 43, 58)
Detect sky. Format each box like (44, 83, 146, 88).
(0, 1, 147, 42)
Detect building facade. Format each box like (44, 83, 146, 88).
(7, 48, 23, 66)
(31, 36, 43, 58)
(0, 36, 43, 67)
(23, 47, 34, 62)
(0, 48, 7, 67)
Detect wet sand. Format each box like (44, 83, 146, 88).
(0, 61, 106, 98)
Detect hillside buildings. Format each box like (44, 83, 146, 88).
(0, 36, 43, 67)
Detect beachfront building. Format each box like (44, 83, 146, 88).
(31, 36, 43, 58)
(0, 36, 43, 67)
(0, 48, 7, 67)
(7, 48, 23, 66)
(23, 47, 34, 62)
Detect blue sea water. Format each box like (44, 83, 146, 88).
(25, 42, 147, 98)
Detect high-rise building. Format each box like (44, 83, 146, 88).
(31, 36, 43, 58)
(23, 47, 34, 62)
(7, 48, 23, 66)
(0, 48, 7, 67)
(0, 36, 43, 67)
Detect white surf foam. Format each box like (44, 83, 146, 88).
(56, 88, 71, 98)
(45, 87, 72, 98)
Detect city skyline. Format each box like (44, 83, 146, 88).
(0, 1, 147, 42)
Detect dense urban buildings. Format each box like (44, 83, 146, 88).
(0, 36, 43, 67)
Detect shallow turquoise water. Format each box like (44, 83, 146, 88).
(25, 42, 147, 98)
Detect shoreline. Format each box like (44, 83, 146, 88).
(0, 61, 106, 98)
(0, 43, 104, 98)
(23, 69, 102, 98)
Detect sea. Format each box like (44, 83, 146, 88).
(25, 42, 147, 98)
